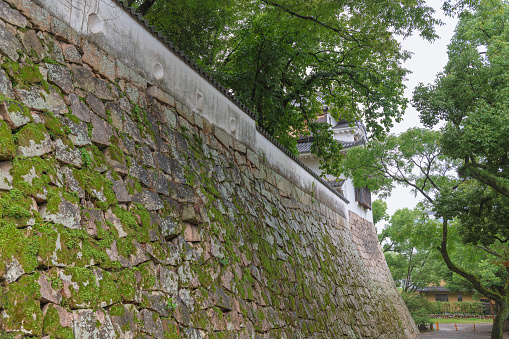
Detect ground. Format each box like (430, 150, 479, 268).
(419, 323, 509, 338)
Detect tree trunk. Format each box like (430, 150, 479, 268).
(491, 302, 508, 339)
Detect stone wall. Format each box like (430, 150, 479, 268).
(0, 0, 418, 337)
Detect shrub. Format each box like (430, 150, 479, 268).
(401, 292, 431, 329)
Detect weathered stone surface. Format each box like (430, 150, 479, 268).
(43, 34, 65, 64)
(104, 147, 128, 175)
(128, 159, 150, 188)
(184, 224, 201, 242)
(38, 273, 62, 304)
(149, 169, 169, 195)
(147, 85, 173, 105)
(0, 161, 13, 190)
(81, 208, 105, 237)
(139, 309, 164, 338)
(6, 0, 51, 31)
(0, 100, 31, 128)
(55, 139, 82, 167)
(40, 194, 81, 229)
(62, 116, 90, 146)
(16, 125, 54, 157)
(140, 145, 155, 168)
(47, 63, 73, 93)
(4, 256, 24, 283)
(106, 171, 131, 203)
(159, 265, 178, 296)
(15, 86, 68, 114)
(90, 113, 111, 148)
(51, 16, 79, 45)
(132, 188, 163, 211)
(22, 29, 44, 61)
(123, 114, 142, 142)
(105, 208, 127, 238)
(62, 43, 81, 63)
(71, 64, 95, 92)
(212, 287, 233, 312)
(105, 102, 123, 130)
(110, 304, 138, 338)
(0, 69, 14, 99)
(82, 40, 116, 83)
(155, 153, 172, 175)
(116, 60, 147, 88)
(87, 93, 106, 119)
(68, 93, 90, 122)
(73, 309, 116, 339)
(93, 77, 115, 101)
(0, 0, 27, 27)
(0, 24, 22, 62)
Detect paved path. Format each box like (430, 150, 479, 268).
(419, 323, 509, 338)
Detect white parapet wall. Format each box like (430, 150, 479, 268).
(36, 0, 350, 220)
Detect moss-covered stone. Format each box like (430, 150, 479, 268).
(1, 274, 43, 335)
(42, 304, 73, 339)
(61, 266, 99, 308)
(0, 222, 39, 278)
(73, 168, 117, 210)
(2, 62, 44, 88)
(0, 120, 16, 160)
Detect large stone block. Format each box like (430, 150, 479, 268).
(22, 29, 44, 61)
(0, 0, 27, 27)
(73, 309, 116, 339)
(40, 193, 81, 229)
(82, 40, 116, 83)
(15, 86, 68, 114)
(0, 24, 23, 61)
(47, 63, 73, 93)
(0, 100, 31, 129)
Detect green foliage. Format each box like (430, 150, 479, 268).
(380, 206, 445, 292)
(343, 2, 509, 336)
(400, 292, 431, 327)
(139, 0, 441, 176)
(427, 301, 484, 316)
(372, 199, 389, 225)
(0, 120, 15, 159)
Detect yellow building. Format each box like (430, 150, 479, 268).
(417, 286, 478, 303)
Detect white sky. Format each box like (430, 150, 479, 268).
(377, 0, 458, 223)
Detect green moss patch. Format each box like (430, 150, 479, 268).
(14, 123, 49, 148)
(2, 275, 43, 335)
(0, 121, 15, 159)
(0, 188, 36, 227)
(61, 267, 99, 308)
(73, 168, 117, 210)
(2, 62, 44, 88)
(42, 304, 73, 339)
(11, 156, 59, 201)
(0, 223, 39, 276)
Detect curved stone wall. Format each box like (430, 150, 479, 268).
(0, 0, 418, 337)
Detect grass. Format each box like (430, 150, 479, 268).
(431, 318, 493, 324)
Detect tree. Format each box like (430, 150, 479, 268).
(339, 126, 509, 338)
(379, 205, 445, 292)
(412, 2, 509, 337)
(372, 199, 389, 226)
(131, 0, 441, 176)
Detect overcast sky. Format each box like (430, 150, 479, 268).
(378, 0, 459, 223)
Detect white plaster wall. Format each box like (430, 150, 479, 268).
(36, 0, 350, 218)
(299, 156, 373, 222)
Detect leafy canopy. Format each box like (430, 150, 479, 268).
(135, 0, 441, 176)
